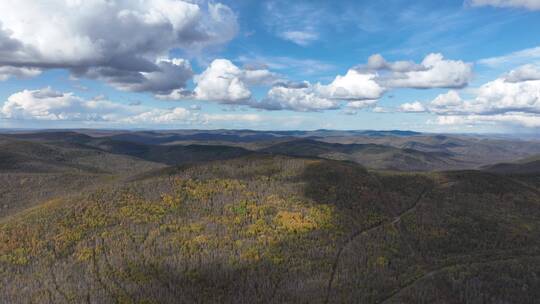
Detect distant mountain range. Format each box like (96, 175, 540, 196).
(3, 130, 539, 172)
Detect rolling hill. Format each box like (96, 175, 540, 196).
(482, 154, 540, 175)
(321, 134, 540, 167)
(0, 132, 259, 218)
(0, 136, 165, 218)
(0, 155, 539, 303)
(88, 138, 254, 165)
(260, 139, 465, 171)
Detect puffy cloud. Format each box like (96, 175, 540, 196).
(257, 83, 339, 112)
(473, 78, 540, 114)
(429, 79, 540, 115)
(0, 1, 237, 64)
(467, 0, 540, 10)
(423, 66, 540, 128)
(0, 0, 238, 93)
(235, 52, 470, 113)
(0, 87, 201, 125)
(341, 100, 379, 115)
(0, 87, 301, 129)
(161, 59, 279, 103)
(320, 70, 384, 100)
(194, 59, 251, 103)
(365, 54, 424, 73)
(279, 31, 319, 46)
(504, 64, 540, 82)
(254, 68, 383, 112)
(242, 68, 281, 86)
(243, 52, 471, 113)
(123, 107, 198, 124)
(0, 87, 283, 128)
(399, 101, 426, 112)
(1, 87, 133, 121)
(371, 53, 473, 89)
(429, 90, 465, 114)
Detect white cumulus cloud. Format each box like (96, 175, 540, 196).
(0, 0, 238, 93)
(257, 83, 340, 112)
(399, 101, 426, 112)
(394, 64, 540, 128)
(2, 87, 133, 121)
(429, 90, 466, 114)
(0, 87, 285, 128)
(365, 54, 424, 73)
(255, 69, 384, 112)
(369, 53, 473, 89)
(422, 65, 540, 128)
(193, 59, 252, 103)
(429, 79, 540, 115)
(0, 87, 202, 125)
(320, 70, 385, 100)
(161, 59, 279, 104)
(504, 64, 540, 82)
(252, 52, 472, 113)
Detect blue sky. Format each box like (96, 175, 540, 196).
(0, 0, 539, 132)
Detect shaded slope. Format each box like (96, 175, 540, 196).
(0, 138, 109, 174)
(108, 131, 281, 145)
(2, 131, 94, 144)
(1, 132, 256, 169)
(323, 134, 540, 168)
(0, 137, 164, 218)
(0, 137, 162, 174)
(482, 154, 540, 175)
(260, 139, 461, 171)
(89, 138, 255, 165)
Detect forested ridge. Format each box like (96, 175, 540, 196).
(1, 152, 539, 303)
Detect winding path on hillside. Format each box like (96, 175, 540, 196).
(323, 186, 430, 304)
(323, 176, 539, 304)
(377, 253, 540, 304)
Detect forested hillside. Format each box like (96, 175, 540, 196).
(1, 151, 539, 303)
